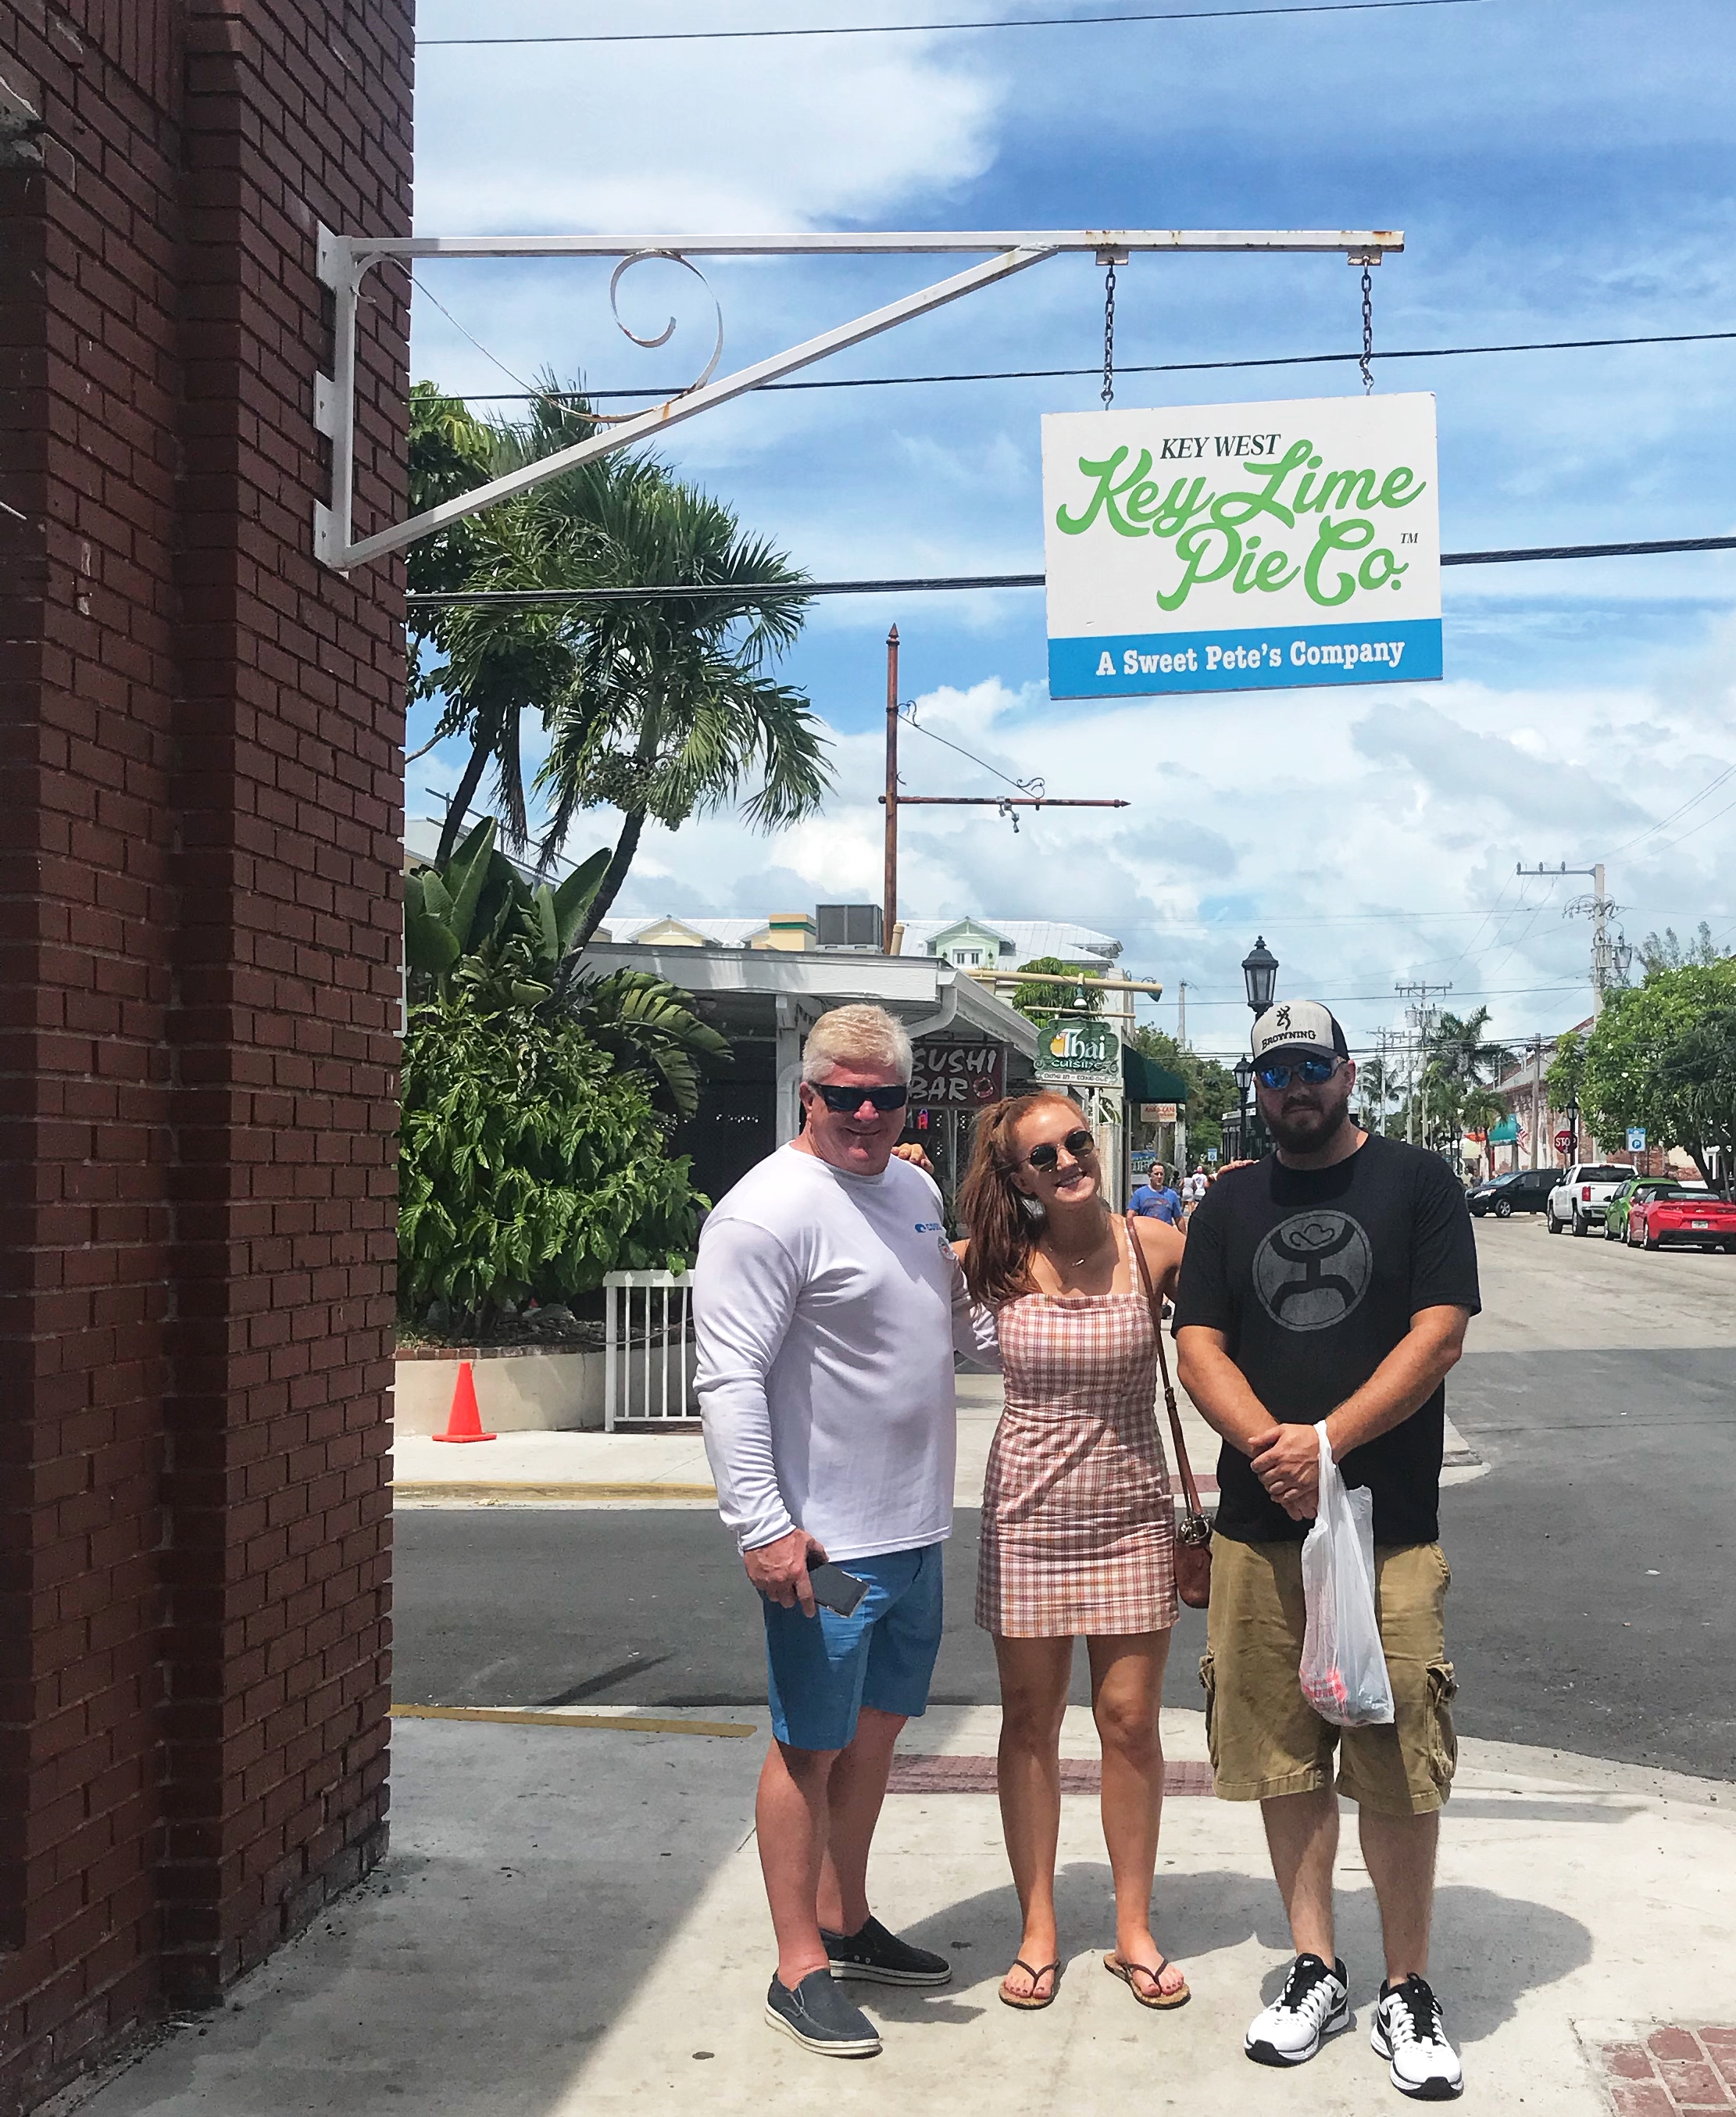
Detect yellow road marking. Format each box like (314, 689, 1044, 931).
(395, 1482, 717, 1501)
(391, 1704, 756, 1739)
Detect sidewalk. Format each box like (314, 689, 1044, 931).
(394, 1369, 1482, 1506)
(64, 1702, 1734, 2117)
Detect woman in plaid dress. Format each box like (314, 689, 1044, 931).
(957, 1092, 1189, 2015)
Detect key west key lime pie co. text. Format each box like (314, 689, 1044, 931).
(1040, 394, 1444, 698)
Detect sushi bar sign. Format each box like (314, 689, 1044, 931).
(1041, 393, 1442, 699)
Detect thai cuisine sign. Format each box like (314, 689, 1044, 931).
(1041, 394, 1442, 698)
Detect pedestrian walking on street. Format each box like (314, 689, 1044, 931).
(1174, 1000, 1481, 2101)
(1130, 1161, 1184, 1225)
(956, 1092, 1190, 2015)
(694, 1004, 1000, 2061)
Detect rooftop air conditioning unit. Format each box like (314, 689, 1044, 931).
(815, 904, 884, 952)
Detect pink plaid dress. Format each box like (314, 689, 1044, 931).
(976, 1232, 1177, 1639)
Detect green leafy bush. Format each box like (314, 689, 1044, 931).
(399, 987, 703, 1332)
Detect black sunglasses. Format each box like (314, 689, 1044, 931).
(1256, 1054, 1342, 1091)
(1024, 1126, 1097, 1171)
(812, 1082, 909, 1114)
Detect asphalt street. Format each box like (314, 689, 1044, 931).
(394, 1217, 1736, 1778)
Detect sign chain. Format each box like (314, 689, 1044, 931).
(1359, 263, 1375, 393)
(1101, 261, 1117, 408)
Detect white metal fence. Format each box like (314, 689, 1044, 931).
(602, 1268, 698, 1429)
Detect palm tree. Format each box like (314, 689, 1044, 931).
(1424, 1007, 1516, 1093)
(408, 379, 830, 908)
(1357, 1054, 1396, 1131)
(516, 436, 828, 943)
(1458, 1086, 1509, 1175)
(407, 386, 556, 863)
(1420, 1008, 1517, 1160)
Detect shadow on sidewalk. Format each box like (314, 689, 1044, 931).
(74, 1720, 766, 2117)
(859, 1861, 1591, 2050)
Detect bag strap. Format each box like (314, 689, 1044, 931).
(1125, 1214, 1205, 1520)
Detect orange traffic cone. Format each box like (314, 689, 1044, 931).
(431, 1359, 496, 1443)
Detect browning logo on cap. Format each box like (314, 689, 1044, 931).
(1251, 998, 1348, 1064)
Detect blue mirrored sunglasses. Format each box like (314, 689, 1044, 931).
(1256, 1054, 1341, 1091)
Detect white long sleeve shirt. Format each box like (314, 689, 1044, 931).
(694, 1144, 999, 1561)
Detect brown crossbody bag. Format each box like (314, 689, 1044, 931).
(1127, 1214, 1213, 1608)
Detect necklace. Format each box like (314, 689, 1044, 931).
(1044, 1212, 1112, 1271)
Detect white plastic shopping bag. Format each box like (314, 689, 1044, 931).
(1298, 1422, 1395, 1728)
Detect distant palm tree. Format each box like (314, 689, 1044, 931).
(1417, 1008, 1519, 1157)
(1424, 1007, 1516, 1095)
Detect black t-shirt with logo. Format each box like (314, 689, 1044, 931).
(1172, 1134, 1481, 1547)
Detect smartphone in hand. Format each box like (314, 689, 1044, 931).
(805, 1561, 870, 1618)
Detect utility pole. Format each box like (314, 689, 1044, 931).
(1395, 980, 1452, 1150)
(1177, 982, 1188, 1048)
(1516, 859, 1631, 1014)
(1527, 1032, 1545, 1168)
(883, 626, 899, 953)
(877, 638, 1129, 958)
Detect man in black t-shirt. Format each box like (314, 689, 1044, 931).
(1175, 1000, 1480, 2101)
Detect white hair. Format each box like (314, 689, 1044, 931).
(801, 1003, 913, 1085)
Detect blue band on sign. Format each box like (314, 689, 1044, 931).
(1048, 617, 1443, 699)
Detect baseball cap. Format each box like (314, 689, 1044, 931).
(1251, 999, 1350, 1064)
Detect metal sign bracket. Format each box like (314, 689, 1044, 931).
(313, 226, 1403, 574)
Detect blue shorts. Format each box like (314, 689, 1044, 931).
(763, 1543, 945, 1753)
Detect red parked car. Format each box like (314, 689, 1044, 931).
(1626, 1185, 1736, 1253)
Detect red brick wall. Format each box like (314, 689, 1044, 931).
(0, 5, 410, 2107)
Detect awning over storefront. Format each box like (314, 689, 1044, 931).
(1122, 1046, 1189, 1107)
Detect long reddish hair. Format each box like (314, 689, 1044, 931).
(957, 1091, 1088, 1307)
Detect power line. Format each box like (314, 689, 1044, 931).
(1610, 762, 1736, 857)
(412, 272, 554, 406)
(1644, 787, 1736, 857)
(432, 327, 1736, 405)
(405, 535, 1736, 611)
(420, 0, 1488, 48)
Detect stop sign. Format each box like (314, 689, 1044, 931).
(1553, 1130, 1573, 1152)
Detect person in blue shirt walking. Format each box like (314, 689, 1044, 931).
(1130, 1164, 1184, 1226)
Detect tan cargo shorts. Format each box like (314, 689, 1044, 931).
(1199, 1532, 1458, 1817)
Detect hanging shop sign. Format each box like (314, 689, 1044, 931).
(1041, 393, 1442, 699)
(1034, 1017, 1121, 1086)
(1139, 1101, 1179, 1124)
(910, 1039, 1005, 1109)
(1487, 1114, 1520, 1144)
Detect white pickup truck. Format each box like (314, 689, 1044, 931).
(1546, 1162, 1633, 1237)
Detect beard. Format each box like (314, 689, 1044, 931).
(1265, 1083, 1354, 1155)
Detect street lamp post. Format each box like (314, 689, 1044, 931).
(1240, 936, 1279, 1157)
(1241, 935, 1280, 1017)
(1233, 1053, 1256, 1167)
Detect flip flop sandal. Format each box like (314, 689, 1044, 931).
(999, 1958, 1063, 2011)
(1104, 1952, 1191, 2010)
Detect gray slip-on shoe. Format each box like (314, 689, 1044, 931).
(821, 1914, 952, 1987)
(763, 1969, 882, 2058)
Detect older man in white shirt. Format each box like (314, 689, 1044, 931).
(695, 1003, 997, 2060)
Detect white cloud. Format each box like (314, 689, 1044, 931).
(402, 0, 1736, 1055)
(543, 630, 1736, 1050)
(413, 2, 1002, 236)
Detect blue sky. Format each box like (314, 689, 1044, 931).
(406, 0, 1736, 1054)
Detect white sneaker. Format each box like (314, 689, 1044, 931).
(1371, 1975, 1463, 2100)
(1245, 1953, 1350, 2066)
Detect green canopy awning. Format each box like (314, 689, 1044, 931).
(1122, 1046, 1188, 1106)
